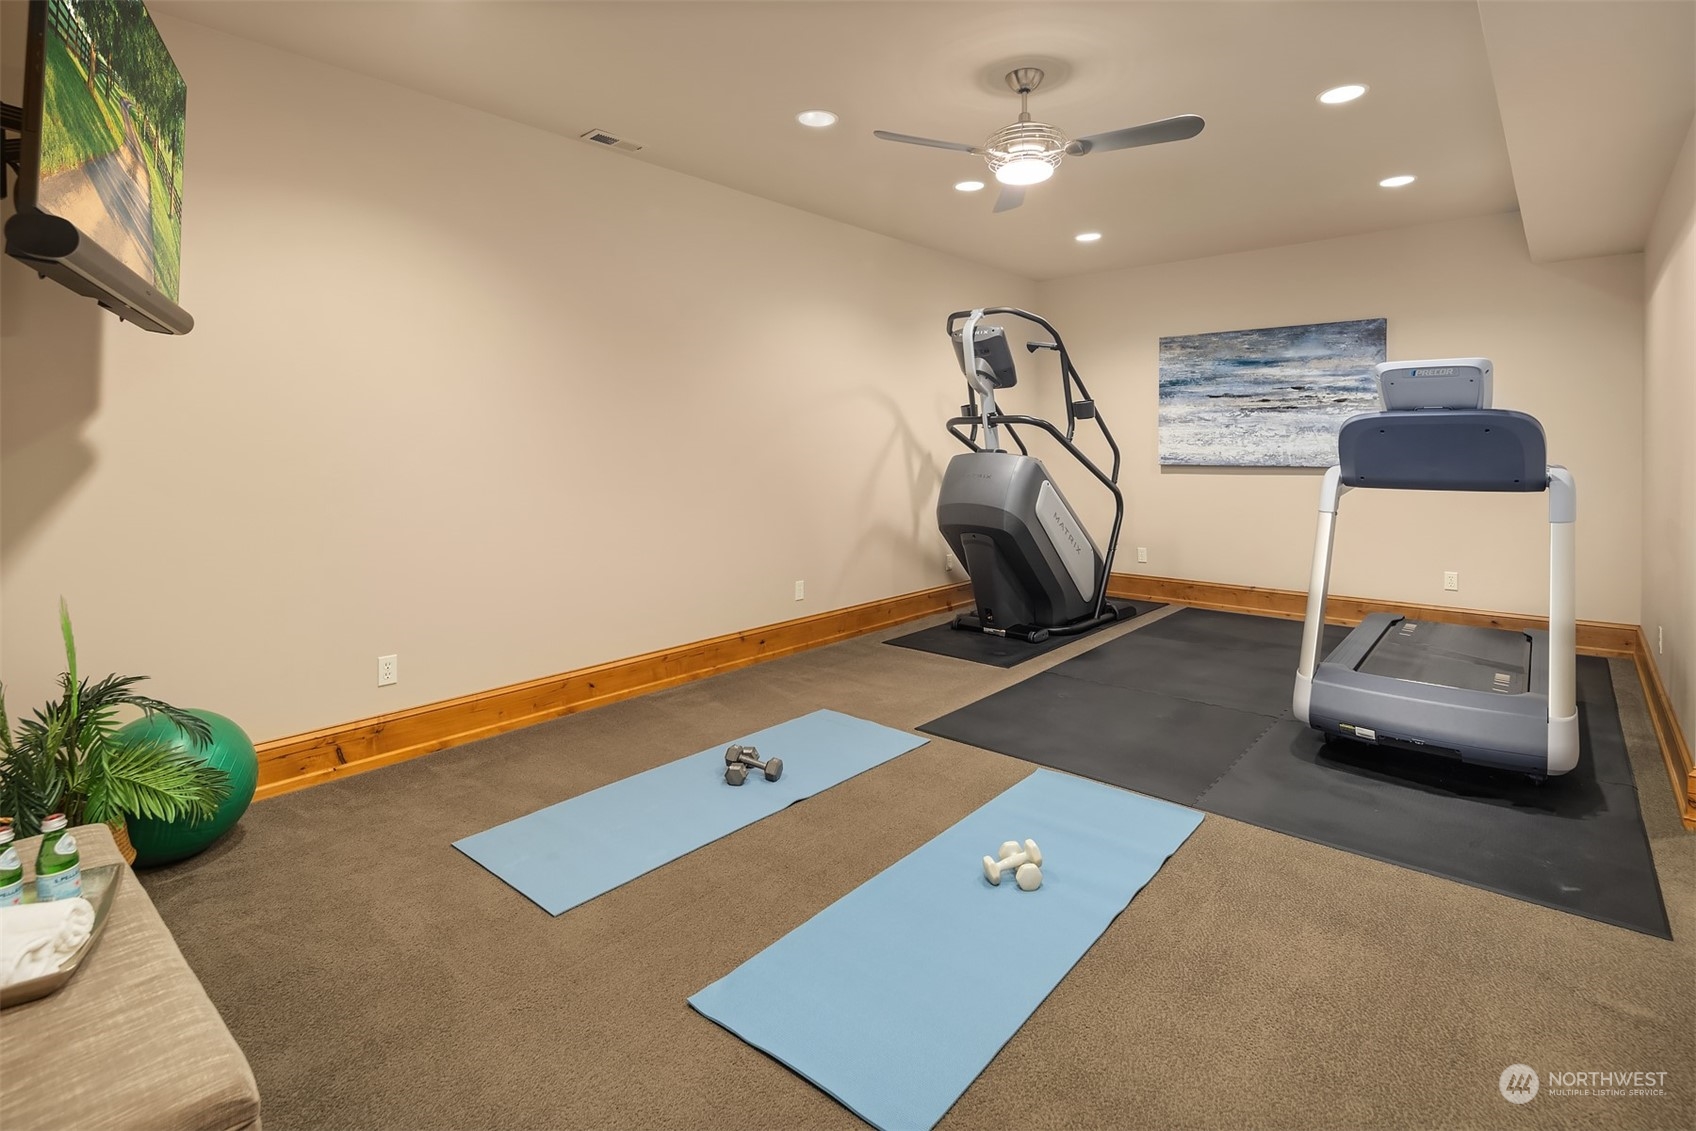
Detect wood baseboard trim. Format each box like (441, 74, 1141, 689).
(252, 582, 971, 801)
(1108, 572, 1638, 656)
(1631, 630, 1696, 831)
(253, 569, 1664, 808)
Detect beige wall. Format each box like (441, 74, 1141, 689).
(0, 16, 1030, 741)
(1642, 118, 1696, 736)
(1036, 212, 1644, 625)
(2, 12, 1669, 755)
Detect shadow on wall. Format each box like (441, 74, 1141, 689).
(0, 253, 104, 567)
(833, 388, 948, 590)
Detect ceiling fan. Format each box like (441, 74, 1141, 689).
(873, 67, 1205, 213)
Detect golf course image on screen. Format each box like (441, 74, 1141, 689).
(35, 0, 185, 300)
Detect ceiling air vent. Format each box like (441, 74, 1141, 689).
(578, 129, 645, 154)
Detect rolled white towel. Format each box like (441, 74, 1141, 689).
(0, 898, 96, 986)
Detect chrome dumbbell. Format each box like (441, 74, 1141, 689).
(982, 838, 1043, 890)
(724, 744, 783, 786)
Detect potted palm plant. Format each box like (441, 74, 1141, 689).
(0, 601, 229, 861)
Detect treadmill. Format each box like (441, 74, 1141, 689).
(1292, 358, 1579, 778)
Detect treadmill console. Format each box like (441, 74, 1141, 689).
(1375, 357, 1492, 411)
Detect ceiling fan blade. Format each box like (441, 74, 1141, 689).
(1069, 114, 1205, 156)
(992, 185, 1025, 213)
(872, 129, 982, 154)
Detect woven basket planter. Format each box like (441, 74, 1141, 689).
(106, 819, 138, 865)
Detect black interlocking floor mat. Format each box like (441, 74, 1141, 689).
(885, 600, 1164, 668)
(919, 607, 1670, 938)
(921, 673, 1280, 804)
(1054, 608, 1349, 717)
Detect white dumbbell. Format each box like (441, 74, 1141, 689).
(982, 839, 1043, 886)
(997, 841, 1043, 889)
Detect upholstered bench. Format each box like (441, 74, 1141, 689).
(0, 824, 261, 1131)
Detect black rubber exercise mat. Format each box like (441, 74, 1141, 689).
(1056, 607, 1349, 717)
(1198, 660, 1670, 938)
(885, 600, 1164, 668)
(921, 673, 1280, 804)
(919, 607, 1670, 938)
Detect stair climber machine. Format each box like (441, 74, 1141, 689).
(1293, 358, 1579, 779)
(937, 308, 1136, 643)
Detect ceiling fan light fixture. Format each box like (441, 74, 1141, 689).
(870, 66, 1203, 213)
(994, 158, 1056, 186)
(985, 120, 1067, 186)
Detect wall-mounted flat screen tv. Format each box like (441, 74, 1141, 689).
(6, 0, 192, 333)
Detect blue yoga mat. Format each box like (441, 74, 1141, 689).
(688, 770, 1204, 1131)
(455, 709, 927, 915)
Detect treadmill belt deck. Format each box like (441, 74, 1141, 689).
(1355, 619, 1532, 695)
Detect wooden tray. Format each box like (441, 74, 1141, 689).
(1, 864, 122, 1009)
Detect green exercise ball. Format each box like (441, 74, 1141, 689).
(117, 709, 258, 867)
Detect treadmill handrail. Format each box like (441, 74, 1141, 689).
(1546, 467, 1578, 762)
(1293, 461, 1579, 774)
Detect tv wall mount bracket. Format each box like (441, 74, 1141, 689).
(1, 101, 21, 198)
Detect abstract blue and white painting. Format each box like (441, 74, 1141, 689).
(1158, 318, 1386, 467)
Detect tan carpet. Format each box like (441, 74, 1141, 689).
(141, 609, 1694, 1130)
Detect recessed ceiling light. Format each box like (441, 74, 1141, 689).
(796, 110, 837, 128)
(1075, 232, 1103, 243)
(1379, 174, 1416, 188)
(1318, 84, 1369, 105)
(955, 180, 985, 192)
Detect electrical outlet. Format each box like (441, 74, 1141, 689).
(1443, 571, 1459, 592)
(794, 580, 805, 601)
(1658, 626, 1664, 656)
(1136, 546, 1148, 564)
(377, 654, 398, 686)
(944, 551, 958, 573)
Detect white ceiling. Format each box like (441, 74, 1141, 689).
(1479, 0, 1695, 262)
(152, 0, 1694, 280)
